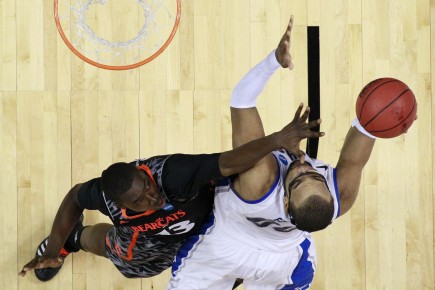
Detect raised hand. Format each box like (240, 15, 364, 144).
(275, 15, 294, 69)
(273, 103, 324, 163)
(18, 256, 63, 277)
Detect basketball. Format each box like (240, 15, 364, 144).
(356, 78, 417, 138)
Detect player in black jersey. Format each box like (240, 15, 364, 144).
(18, 110, 323, 281)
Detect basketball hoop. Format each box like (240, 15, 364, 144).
(54, 0, 181, 70)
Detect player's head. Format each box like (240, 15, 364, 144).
(101, 162, 165, 212)
(284, 161, 334, 232)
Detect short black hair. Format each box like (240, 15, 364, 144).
(288, 195, 334, 232)
(101, 162, 137, 203)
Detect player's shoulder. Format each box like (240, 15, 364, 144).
(234, 152, 278, 201)
(135, 154, 171, 167)
(78, 177, 102, 194)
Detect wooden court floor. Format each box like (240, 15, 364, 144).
(1, 0, 434, 289)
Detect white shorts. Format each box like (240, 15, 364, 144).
(168, 214, 317, 290)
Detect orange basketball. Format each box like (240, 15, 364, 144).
(356, 78, 417, 138)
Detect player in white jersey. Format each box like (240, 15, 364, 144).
(212, 151, 340, 252)
(169, 15, 377, 290)
(170, 151, 340, 290)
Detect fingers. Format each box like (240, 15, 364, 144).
(18, 262, 35, 277)
(19, 259, 38, 275)
(283, 41, 294, 70)
(275, 15, 294, 69)
(285, 16, 294, 69)
(293, 104, 320, 125)
(300, 106, 311, 122)
(305, 119, 324, 138)
(286, 15, 294, 38)
(307, 118, 321, 128)
(293, 103, 304, 120)
(310, 131, 325, 138)
(293, 106, 324, 131)
(298, 151, 305, 164)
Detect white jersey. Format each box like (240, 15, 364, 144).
(169, 150, 340, 289)
(213, 150, 340, 251)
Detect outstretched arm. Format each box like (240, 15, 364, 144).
(231, 15, 295, 150)
(228, 15, 323, 199)
(19, 184, 84, 276)
(336, 122, 376, 216)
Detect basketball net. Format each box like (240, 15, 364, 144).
(54, 0, 181, 70)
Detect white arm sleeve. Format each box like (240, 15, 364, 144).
(230, 50, 281, 108)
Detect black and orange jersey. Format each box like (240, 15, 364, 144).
(77, 153, 222, 244)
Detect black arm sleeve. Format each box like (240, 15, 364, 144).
(161, 153, 223, 201)
(76, 178, 110, 216)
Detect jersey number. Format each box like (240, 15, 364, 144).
(157, 220, 195, 235)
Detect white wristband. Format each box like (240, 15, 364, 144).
(351, 118, 376, 139)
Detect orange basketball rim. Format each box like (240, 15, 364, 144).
(54, 0, 181, 70)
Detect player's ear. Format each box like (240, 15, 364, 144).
(284, 193, 289, 210)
